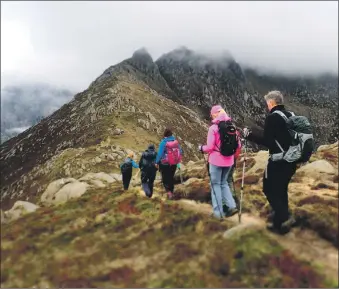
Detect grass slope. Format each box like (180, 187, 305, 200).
(1, 185, 335, 288)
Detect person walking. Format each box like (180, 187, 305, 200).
(243, 90, 297, 234)
(155, 128, 183, 200)
(120, 152, 139, 191)
(139, 144, 157, 198)
(199, 105, 241, 219)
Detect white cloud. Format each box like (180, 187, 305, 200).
(1, 1, 338, 91)
(1, 20, 35, 73)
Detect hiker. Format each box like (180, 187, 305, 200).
(155, 128, 183, 200)
(199, 105, 241, 219)
(139, 144, 157, 198)
(120, 152, 139, 191)
(243, 90, 300, 234)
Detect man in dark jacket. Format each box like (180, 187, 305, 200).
(139, 144, 157, 198)
(243, 90, 297, 234)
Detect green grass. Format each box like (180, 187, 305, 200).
(1, 186, 335, 288)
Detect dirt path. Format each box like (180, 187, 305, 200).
(138, 189, 338, 284)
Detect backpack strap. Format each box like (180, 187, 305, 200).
(272, 110, 289, 122)
(272, 110, 292, 153)
(275, 140, 284, 153)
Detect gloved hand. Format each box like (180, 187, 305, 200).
(242, 128, 251, 139)
(198, 145, 204, 152)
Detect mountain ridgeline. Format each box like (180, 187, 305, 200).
(0, 47, 338, 209)
(94, 47, 338, 143)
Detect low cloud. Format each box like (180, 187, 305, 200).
(1, 1, 338, 91)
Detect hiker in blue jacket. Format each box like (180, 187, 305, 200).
(155, 128, 183, 199)
(120, 152, 139, 190)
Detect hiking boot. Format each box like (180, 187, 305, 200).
(226, 208, 238, 217)
(266, 223, 290, 235)
(167, 192, 174, 200)
(281, 216, 297, 229)
(267, 211, 275, 223)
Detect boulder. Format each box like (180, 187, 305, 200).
(113, 128, 124, 135)
(87, 179, 106, 188)
(245, 150, 269, 175)
(53, 181, 89, 205)
(317, 141, 338, 152)
(138, 119, 150, 130)
(41, 178, 77, 205)
(297, 160, 336, 179)
(79, 172, 116, 184)
(4, 201, 39, 223)
(110, 173, 122, 182)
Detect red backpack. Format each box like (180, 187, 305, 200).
(161, 140, 182, 165)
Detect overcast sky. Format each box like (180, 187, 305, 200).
(1, 1, 338, 91)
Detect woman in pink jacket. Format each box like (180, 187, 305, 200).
(199, 105, 240, 219)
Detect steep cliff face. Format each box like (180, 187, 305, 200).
(155, 47, 338, 145)
(156, 47, 262, 122)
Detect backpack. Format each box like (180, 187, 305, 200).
(271, 110, 314, 163)
(161, 140, 182, 165)
(141, 150, 157, 169)
(121, 159, 133, 174)
(217, 120, 239, 156)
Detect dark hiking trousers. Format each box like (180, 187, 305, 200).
(160, 164, 177, 193)
(263, 160, 297, 228)
(122, 169, 133, 190)
(141, 169, 157, 198)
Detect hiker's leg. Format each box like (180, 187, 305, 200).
(265, 162, 291, 229)
(263, 161, 278, 221)
(142, 183, 150, 196)
(122, 173, 128, 190)
(221, 166, 237, 210)
(209, 164, 225, 218)
(160, 165, 171, 192)
(148, 170, 156, 197)
(141, 171, 150, 196)
(123, 170, 132, 190)
(169, 165, 177, 193)
(274, 163, 297, 227)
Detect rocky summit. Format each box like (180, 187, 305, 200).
(0, 47, 338, 288)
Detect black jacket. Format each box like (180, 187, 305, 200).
(247, 105, 293, 155)
(139, 147, 157, 171)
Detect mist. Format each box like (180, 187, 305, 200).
(1, 1, 338, 92)
(0, 83, 74, 143)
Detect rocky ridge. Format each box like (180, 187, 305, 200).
(0, 66, 208, 210)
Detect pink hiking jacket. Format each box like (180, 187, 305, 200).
(202, 113, 241, 167)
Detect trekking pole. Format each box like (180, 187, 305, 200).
(203, 153, 224, 220)
(239, 138, 247, 223)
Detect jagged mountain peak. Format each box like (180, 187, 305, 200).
(157, 46, 236, 67)
(132, 47, 153, 60)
